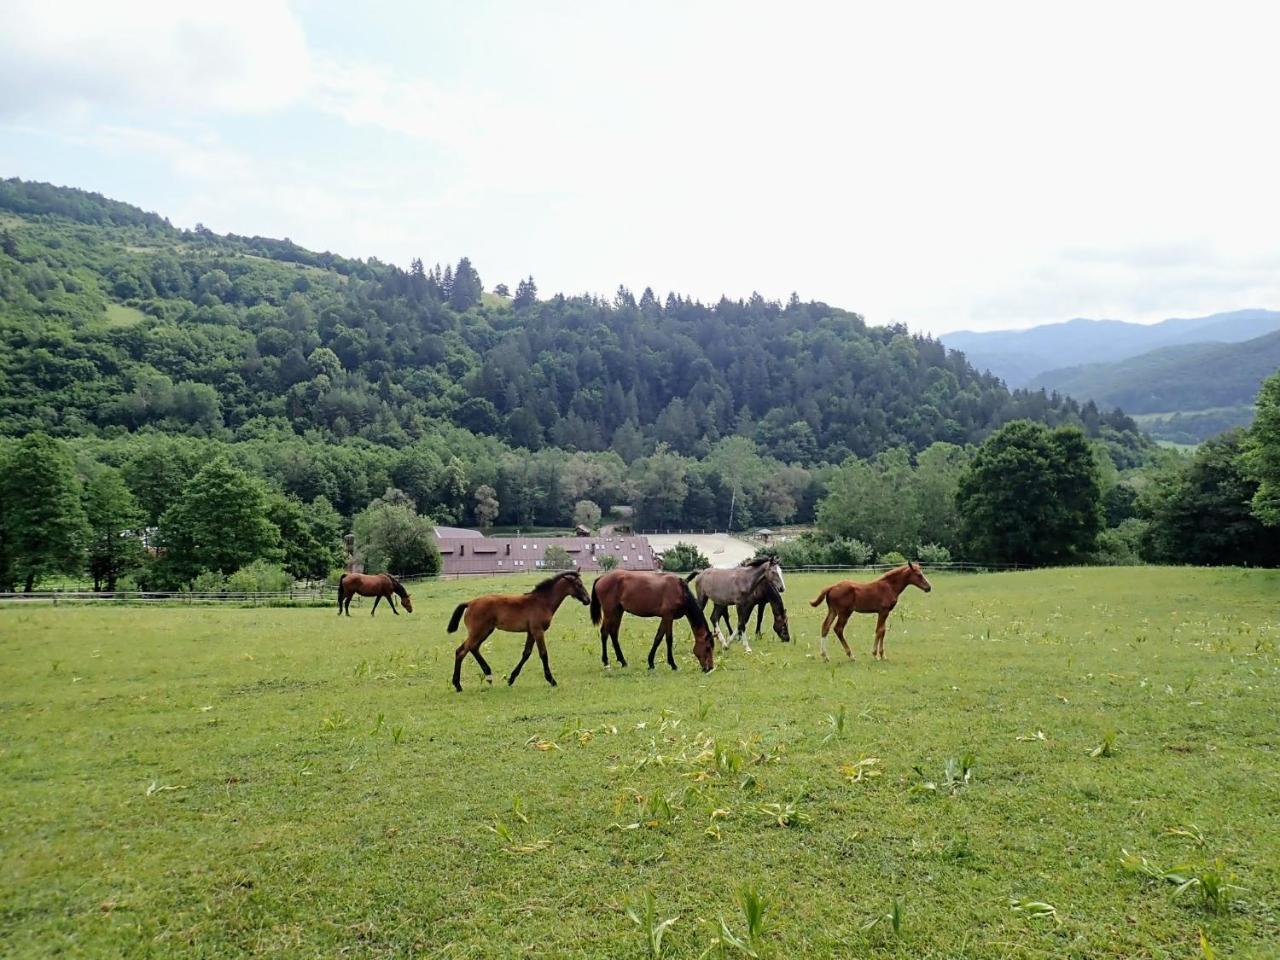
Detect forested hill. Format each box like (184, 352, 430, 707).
(1029, 330, 1280, 415)
(0, 178, 1141, 463)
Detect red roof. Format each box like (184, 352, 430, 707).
(434, 535, 658, 575)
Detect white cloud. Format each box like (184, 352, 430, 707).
(0, 1, 310, 116)
(4, 1, 1279, 333)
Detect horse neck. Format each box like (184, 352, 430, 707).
(547, 578, 575, 611)
(882, 567, 911, 597)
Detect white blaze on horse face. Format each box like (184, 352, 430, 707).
(773, 562, 786, 594)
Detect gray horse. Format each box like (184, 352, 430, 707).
(686, 557, 785, 653)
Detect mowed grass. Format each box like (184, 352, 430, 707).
(2, 568, 1278, 959)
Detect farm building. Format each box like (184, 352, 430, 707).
(433, 533, 658, 576)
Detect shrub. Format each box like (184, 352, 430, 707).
(543, 545, 575, 570)
(598, 555, 619, 571)
(190, 569, 228, 593)
(659, 542, 710, 572)
(917, 543, 952, 564)
(879, 550, 908, 566)
(1091, 518, 1146, 566)
(226, 560, 292, 593)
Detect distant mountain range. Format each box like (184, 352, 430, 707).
(940, 309, 1280, 388)
(1026, 329, 1280, 414)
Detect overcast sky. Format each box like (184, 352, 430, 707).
(2, 1, 1277, 334)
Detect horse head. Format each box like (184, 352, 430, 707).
(565, 571, 591, 606)
(906, 560, 932, 593)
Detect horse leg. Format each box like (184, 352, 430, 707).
(874, 612, 889, 660)
(754, 601, 765, 636)
(834, 611, 854, 660)
(819, 607, 837, 661)
(534, 631, 556, 687)
(468, 632, 491, 686)
(388, 594, 399, 615)
(452, 635, 470, 692)
(647, 620, 669, 670)
(509, 632, 536, 686)
(735, 605, 753, 654)
(370, 595, 380, 617)
(610, 616, 628, 667)
(717, 606, 730, 647)
(665, 619, 677, 670)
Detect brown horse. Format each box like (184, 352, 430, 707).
(810, 562, 932, 661)
(447, 571, 591, 692)
(337, 572, 413, 617)
(589, 570, 715, 672)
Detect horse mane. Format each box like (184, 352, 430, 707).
(741, 556, 772, 568)
(386, 573, 408, 598)
(680, 581, 710, 631)
(531, 570, 578, 595)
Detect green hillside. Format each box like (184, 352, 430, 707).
(0, 177, 1149, 530)
(1027, 331, 1280, 441)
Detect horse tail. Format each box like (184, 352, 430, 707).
(810, 586, 832, 608)
(337, 573, 347, 607)
(684, 570, 699, 583)
(446, 602, 468, 633)
(589, 579, 602, 626)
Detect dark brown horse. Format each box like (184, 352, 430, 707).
(589, 570, 715, 672)
(710, 578, 790, 647)
(447, 571, 591, 691)
(337, 572, 413, 616)
(810, 562, 932, 661)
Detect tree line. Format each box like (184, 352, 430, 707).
(4, 369, 1277, 592)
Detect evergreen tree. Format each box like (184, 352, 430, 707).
(514, 276, 538, 308)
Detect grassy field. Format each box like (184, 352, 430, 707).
(3, 568, 1278, 958)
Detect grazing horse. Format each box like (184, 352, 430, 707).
(687, 557, 785, 652)
(810, 562, 932, 661)
(447, 571, 591, 692)
(337, 572, 413, 617)
(589, 570, 715, 672)
(712, 578, 790, 646)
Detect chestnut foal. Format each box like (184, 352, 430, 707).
(447, 571, 590, 691)
(810, 561, 932, 661)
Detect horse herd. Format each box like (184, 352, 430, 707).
(336, 559, 933, 692)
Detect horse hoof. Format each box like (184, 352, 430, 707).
(507, 677, 515, 686)
(548, 679, 558, 687)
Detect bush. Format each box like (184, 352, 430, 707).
(597, 554, 619, 571)
(879, 550, 908, 566)
(659, 541, 711, 572)
(543, 545, 575, 570)
(190, 569, 228, 593)
(770, 534, 872, 567)
(226, 560, 293, 593)
(916, 543, 952, 564)
(1091, 518, 1146, 566)
(824, 538, 874, 566)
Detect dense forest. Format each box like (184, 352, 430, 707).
(0, 178, 1144, 467)
(4, 177, 1276, 589)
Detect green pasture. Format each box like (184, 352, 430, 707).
(2, 568, 1278, 958)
